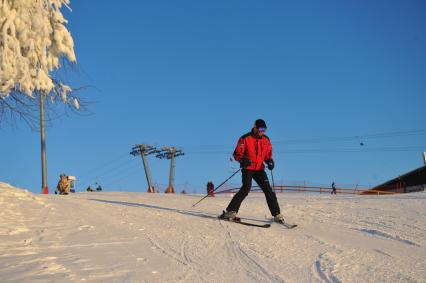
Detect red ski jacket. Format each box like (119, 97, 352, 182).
(233, 130, 273, 171)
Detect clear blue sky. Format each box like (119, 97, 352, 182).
(1, 0, 426, 193)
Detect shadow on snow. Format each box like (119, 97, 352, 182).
(89, 198, 270, 224)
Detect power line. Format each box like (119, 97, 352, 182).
(280, 145, 426, 154)
(72, 129, 425, 191)
(103, 167, 143, 190)
(79, 158, 136, 189)
(181, 129, 426, 151)
(273, 129, 426, 145)
(95, 160, 137, 182)
(78, 152, 130, 181)
(185, 145, 426, 155)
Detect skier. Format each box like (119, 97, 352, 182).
(207, 181, 215, 197)
(331, 182, 337, 195)
(220, 119, 285, 223)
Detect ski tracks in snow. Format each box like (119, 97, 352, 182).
(2, 187, 425, 282)
(313, 252, 342, 283)
(0, 185, 78, 282)
(218, 220, 285, 283)
(130, 204, 285, 282)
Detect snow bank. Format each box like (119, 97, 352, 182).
(1, 182, 425, 282)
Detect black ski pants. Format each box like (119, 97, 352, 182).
(226, 169, 281, 216)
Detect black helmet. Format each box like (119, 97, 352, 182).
(255, 119, 267, 129)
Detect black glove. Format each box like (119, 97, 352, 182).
(265, 159, 274, 170)
(240, 157, 251, 168)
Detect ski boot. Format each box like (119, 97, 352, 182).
(218, 210, 238, 221)
(273, 213, 285, 223)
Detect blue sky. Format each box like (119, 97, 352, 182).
(1, 0, 426, 193)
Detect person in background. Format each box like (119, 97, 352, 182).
(207, 181, 215, 197)
(96, 184, 103, 191)
(331, 182, 337, 195)
(55, 174, 70, 195)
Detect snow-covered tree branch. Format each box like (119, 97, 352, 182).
(0, 0, 80, 127)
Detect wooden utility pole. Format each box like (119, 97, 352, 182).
(156, 146, 184, 193)
(40, 93, 48, 194)
(130, 144, 159, 193)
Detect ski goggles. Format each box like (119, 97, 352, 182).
(257, 127, 267, 132)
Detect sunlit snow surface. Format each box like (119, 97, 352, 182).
(1, 182, 425, 282)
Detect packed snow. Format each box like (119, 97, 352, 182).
(1, 182, 425, 282)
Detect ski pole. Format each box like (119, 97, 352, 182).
(270, 169, 275, 191)
(192, 168, 241, 208)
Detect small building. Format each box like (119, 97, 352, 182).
(366, 165, 426, 194)
(68, 176, 76, 193)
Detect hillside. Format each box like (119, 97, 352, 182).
(1, 182, 425, 282)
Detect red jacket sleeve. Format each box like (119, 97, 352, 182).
(233, 136, 246, 162)
(265, 139, 273, 161)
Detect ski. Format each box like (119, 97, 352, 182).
(264, 216, 297, 229)
(276, 221, 297, 229)
(218, 216, 271, 228)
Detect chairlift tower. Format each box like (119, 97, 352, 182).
(130, 144, 159, 193)
(156, 146, 184, 193)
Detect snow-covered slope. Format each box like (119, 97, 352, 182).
(1, 182, 425, 282)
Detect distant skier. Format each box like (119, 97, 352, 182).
(207, 181, 215, 197)
(331, 182, 337, 195)
(220, 119, 285, 223)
